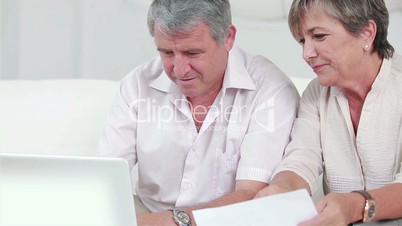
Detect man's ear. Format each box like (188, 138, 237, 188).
(361, 19, 377, 48)
(225, 24, 237, 51)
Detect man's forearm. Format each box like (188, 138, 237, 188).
(181, 180, 267, 225)
(136, 180, 267, 226)
(191, 187, 263, 210)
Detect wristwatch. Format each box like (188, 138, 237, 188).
(352, 190, 376, 223)
(172, 208, 192, 226)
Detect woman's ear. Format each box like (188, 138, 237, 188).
(361, 19, 377, 49)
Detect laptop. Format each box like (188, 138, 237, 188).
(0, 153, 137, 226)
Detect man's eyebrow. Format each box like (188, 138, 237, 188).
(157, 47, 170, 52)
(156, 47, 203, 53)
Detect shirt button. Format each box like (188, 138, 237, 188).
(186, 182, 193, 189)
(181, 182, 192, 191)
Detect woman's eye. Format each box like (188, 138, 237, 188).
(314, 34, 327, 40)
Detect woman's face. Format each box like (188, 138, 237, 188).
(296, 9, 367, 87)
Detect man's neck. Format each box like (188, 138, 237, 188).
(187, 88, 221, 133)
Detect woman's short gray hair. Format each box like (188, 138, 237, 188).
(288, 0, 394, 59)
(147, 0, 232, 46)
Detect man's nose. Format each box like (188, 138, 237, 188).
(173, 56, 191, 77)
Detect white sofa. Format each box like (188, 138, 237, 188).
(0, 77, 320, 198)
(0, 79, 119, 156)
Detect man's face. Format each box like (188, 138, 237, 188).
(154, 22, 235, 101)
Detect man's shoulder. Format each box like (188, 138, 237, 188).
(229, 48, 299, 105)
(118, 57, 168, 97)
(231, 46, 293, 86)
(121, 57, 164, 85)
(122, 57, 165, 84)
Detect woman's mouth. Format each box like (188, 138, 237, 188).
(312, 64, 326, 73)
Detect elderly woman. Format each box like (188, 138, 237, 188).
(256, 0, 402, 225)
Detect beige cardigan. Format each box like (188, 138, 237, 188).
(275, 54, 402, 195)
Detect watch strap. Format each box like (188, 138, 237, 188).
(352, 190, 373, 200)
(352, 190, 376, 223)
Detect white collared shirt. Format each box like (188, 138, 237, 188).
(275, 54, 402, 195)
(98, 46, 299, 212)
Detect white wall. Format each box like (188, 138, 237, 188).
(1, 0, 402, 80)
(0, 0, 2, 78)
(1, 0, 154, 80)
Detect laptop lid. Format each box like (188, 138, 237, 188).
(0, 153, 137, 226)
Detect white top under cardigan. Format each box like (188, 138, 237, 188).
(274, 54, 402, 195)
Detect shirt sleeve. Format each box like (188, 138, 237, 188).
(394, 154, 402, 183)
(236, 81, 299, 183)
(98, 76, 138, 169)
(272, 78, 324, 194)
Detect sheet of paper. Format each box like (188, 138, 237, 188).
(193, 189, 317, 226)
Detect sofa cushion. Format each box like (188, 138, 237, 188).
(0, 79, 119, 156)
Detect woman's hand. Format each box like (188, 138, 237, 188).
(298, 192, 365, 226)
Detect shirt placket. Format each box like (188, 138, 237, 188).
(174, 97, 222, 207)
(170, 93, 196, 206)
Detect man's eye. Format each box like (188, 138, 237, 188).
(298, 38, 305, 45)
(161, 51, 174, 56)
(186, 52, 200, 56)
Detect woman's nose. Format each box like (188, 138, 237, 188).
(302, 41, 318, 62)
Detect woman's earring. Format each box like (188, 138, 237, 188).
(364, 44, 369, 50)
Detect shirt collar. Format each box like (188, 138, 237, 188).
(149, 46, 256, 96)
(331, 57, 391, 97)
(222, 46, 256, 91)
(370, 57, 391, 92)
(149, 69, 171, 93)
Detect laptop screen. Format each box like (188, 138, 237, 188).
(0, 153, 137, 226)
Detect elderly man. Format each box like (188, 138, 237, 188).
(98, 0, 299, 225)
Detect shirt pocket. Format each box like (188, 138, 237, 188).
(213, 147, 241, 196)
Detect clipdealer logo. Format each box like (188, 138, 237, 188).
(252, 97, 276, 132)
(127, 97, 276, 132)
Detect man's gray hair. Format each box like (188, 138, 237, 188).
(147, 0, 232, 46)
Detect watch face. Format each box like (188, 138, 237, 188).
(177, 210, 191, 224)
(367, 203, 376, 217)
(364, 200, 376, 222)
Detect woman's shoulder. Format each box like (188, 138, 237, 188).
(391, 53, 402, 75)
(301, 78, 324, 97)
(300, 78, 338, 107)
